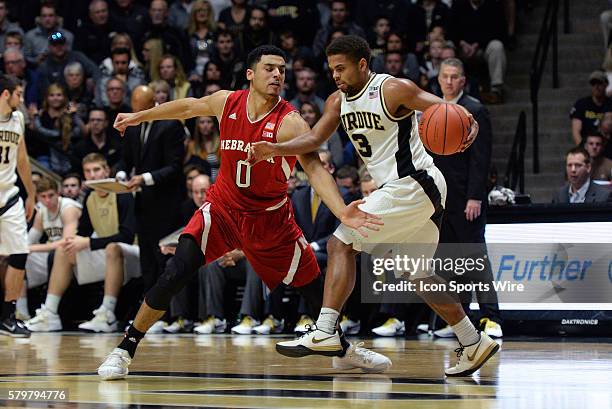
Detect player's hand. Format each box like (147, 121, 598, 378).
(159, 245, 177, 255)
(113, 112, 141, 136)
(464, 199, 481, 221)
(64, 235, 90, 255)
(25, 194, 35, 222)
(127, 175, 144, 190)
(218, 252, 236, 268)
(456, 106, 478, 152)
(247, 141, 277, 165)
(340, 200, 384, 238)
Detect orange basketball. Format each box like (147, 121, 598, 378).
(418, 103, 471, 155)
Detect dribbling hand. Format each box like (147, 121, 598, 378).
(456, 106, 479, 152)
(340, 200, 384, 238)
(113, 112, 141, 137)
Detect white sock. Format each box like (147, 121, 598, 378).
(452, 316, 480, 346)
(316, 307, 339, 334)
(16, 297, 28, 316)
(44, 294, 62, 314)
(102, 295, 117, 313)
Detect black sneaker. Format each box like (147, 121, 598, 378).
(0, 314, 31, 338)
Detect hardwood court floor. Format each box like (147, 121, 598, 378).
(1, 333, 612, 408)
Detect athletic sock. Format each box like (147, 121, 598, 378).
(316, 307, 339, 334)
(1, 301, 16, 320)
(118, 325, 146, 358)
(44, 294, 62, 314)
(16, 297, 28, 317)
(452, 316, 480, 346)
(102, 296, 117, 313)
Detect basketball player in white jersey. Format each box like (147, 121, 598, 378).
(249, 36, 499, 377)
(26, 176, 82, 290)
(0, 75, 36, 338)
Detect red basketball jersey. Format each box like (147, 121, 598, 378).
(206, 90, 298, 212)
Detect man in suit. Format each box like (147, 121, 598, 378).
(430, 57, 503, 338)
(116, 86, 185, 328)
(552, 146, 612, 204)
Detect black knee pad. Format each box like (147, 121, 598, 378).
(145, 236, 203, 311)
(8, 253, 27, 270)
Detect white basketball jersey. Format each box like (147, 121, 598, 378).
(339, 73, 433, 187)
(0, 110, 25, 204)
(40, 197, 82, 242)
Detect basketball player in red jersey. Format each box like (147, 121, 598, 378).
(97, 45, 390, 380)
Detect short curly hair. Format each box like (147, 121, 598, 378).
(326, 35, 371, 64)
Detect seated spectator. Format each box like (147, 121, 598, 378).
(429, 48, 481, 100)
(96, 47, 145, 108)
(299, 101, 344, 169)
(103, 77, 131, 138)
(168, 0, 194, 32)
(150, 79, 171, 105)
(552, 146, 612, 203)
(313, 1, 364, 62)
(185, 116, 219, 180)
(194, 249, 263, 335)
(74, 0, 113, 65)
(73, 108, 123, 173)
(210, 30, 246, 90)
(24, 1, 74, 67)
(37, 31, 100, 95)
(25, 153, 140, 333)
(64, 62, 94, 122)
(202, 60, 222, 87)
(203, 81, 221, 96)
(600, 111, 612, 159)
(570, 71, 612, 145)
(29, 83, 85, 175)
(142, 37, 164, 83)
(277, 30, 314, 92)
(145, 0, 191, 71)
(183, 164, 209, 199)
(0, 1, 23, 54)
(187, 0, 217, 80)
(367, 16, 391, 61)
(418, 0, 450, 34)
(237, 6, 276, 59)
(289, 67, 325, 112)
(371, 32, 420, 83)
(585, 133, 612, 181)
(99, 33, 142, 79)
(266, 0, 320, 47)
(110, 0, 149, 49)
(449, 0, 507, 104)
(335, 165, 361, 202)
(419, 38, 444, 90)
(217, 0, 250, 38)
(61, 173, 82, 201)
(25, 176, 82, 292)
(3, 47, 39, 112)
(4, 31, 24, 53)
(155, 54, 192, 101)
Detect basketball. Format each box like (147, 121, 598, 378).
(418, 103, 471, 155)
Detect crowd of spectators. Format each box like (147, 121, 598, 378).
(0, 0, 524, 336)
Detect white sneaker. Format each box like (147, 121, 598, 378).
(293, 315, 314, 333)
(445, 332, 500, 377)
(79, 306, 118, 333)
(231, 316, 259, 335)
(416, 323, 429, 333)
(372, 318, 404, 337)
(332, 342, 392, 373)
(339, 316, 360, 335)
(147, 320, 168, 334)
(25, 305, 62, 332)
(163, 318, 194, 334)
(276, 325, 343, 357)
(98, 348, 132, 380)
(480, 318, 503, 338)
(434, 325, 456, 338)
(253, 316, 284, 335)
(194, 317, 226, 334)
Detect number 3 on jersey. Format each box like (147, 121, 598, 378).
(351, 133, 372, 157)
(235, 160, 251, 188)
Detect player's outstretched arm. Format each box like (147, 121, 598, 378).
(278, 112, 382, 236)
(383, 78, 479, 150)
(114, 90, 232, 135)
(247, 92, 342, 165)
